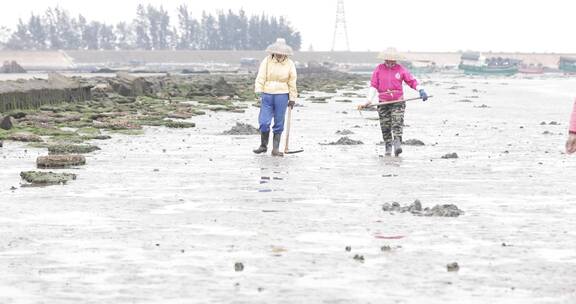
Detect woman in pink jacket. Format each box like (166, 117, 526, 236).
(566, 99, 576, 154)
(361, 48, 428, 156)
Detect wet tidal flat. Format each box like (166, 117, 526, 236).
(1, 75, 576, 303)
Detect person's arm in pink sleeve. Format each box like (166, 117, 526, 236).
(362, 67, 380, 108)
(370, 67, 379, 89)
(570, 100, 576, 134)
(402, 68, 420, 91)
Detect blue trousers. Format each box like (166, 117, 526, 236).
(258, 93, 289, 134)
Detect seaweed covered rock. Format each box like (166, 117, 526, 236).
(222, 122, 259, 135)
(382, 200, 464, 217)
(164, 121, 196, 128)
(7, 132, 43, 142)
(37, 155, 86, 168)
(441, 152, 459, 159)
(424, 204, 464, 217)
(212, 77, 236, 97)
(107, 72, 154, 97)
(382, 200, 423, 213)
(185, 77, 236, 98)
(20, 171, 76, 185)
(48, 144, 100, 155)
(167, 112, 194, 119)
(93, 119, 141, 130)
(0, 116, 15, 130)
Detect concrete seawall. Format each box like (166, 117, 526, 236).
(1, 50, 575, 70)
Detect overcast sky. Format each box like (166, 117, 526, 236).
(0, 0, 574, 53)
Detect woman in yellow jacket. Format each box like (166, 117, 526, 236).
(253, 38, 298, 156)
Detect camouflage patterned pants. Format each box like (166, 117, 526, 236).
(377, 102, 406, 143)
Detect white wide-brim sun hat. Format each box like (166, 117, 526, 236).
(266, 38, 294, 56)
(377, 47, 405, 61)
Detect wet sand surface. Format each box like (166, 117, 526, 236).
(1, 75, 576, 303)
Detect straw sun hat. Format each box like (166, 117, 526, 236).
(377, 47, 405, 61)
(266, 38, 294, 56)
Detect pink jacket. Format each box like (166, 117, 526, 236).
(570, 99, 576, 134)
(370, 64, 419, 101)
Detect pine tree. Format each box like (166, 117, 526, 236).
(6, 19, 33, 50)
(3, 5, 303, 51)
(236, 9, 248, 50)
(158, 6, 171, 49)
(134, 4, 151, 50)
(177, 5, 192, 49)
(200, 12, 219, 50)
(78, 15, 88, 49)
(0, 26, 11, 50)
(115, 22, 134, 50)
(99, 24, 116, 50)
(28, 14, 47, 49)
(84, 21, 100, 49)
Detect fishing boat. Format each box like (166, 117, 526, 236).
(559, 57, 576, 73)
(518, 63, 544, 74)
(403, 60, 438, 74)
(458, 52, 519, 75)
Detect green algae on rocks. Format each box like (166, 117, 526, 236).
(48, 144, 101, 154)
(20, 171, 77, 185)
(37, 154, 86, 168)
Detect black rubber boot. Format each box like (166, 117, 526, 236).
(385, 142, 393, 156)
(253, 131, 269, 154)
(393, 137, 402, 157)
(271, 133, 284, 157)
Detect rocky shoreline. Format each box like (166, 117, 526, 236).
(0, 71, 368, 186)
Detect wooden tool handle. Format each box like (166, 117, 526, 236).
(284, 106, 292, 153)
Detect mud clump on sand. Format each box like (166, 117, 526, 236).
(447, 262, 460, 272)
(321, 136, 363, 145)
(441, 153, 459, 159)
(234, 262, 244, 272)
(37, 155, 86, 168)
(222, 122, 259, 135)
(403, 139, 425, 146)
(20, 171, 77, 185)
(336, 129, 355, 135)
(382, 200, 464, 217)
(48, 144, 100, 155)
(309, 96, 330, 103)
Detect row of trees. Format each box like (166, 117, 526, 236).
(1, 5, 301, 51)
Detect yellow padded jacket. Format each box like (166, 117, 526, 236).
(254, 56, 298, 101)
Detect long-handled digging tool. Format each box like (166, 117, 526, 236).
(284, 106, 304, 154)
(357, 95, 433, 116)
